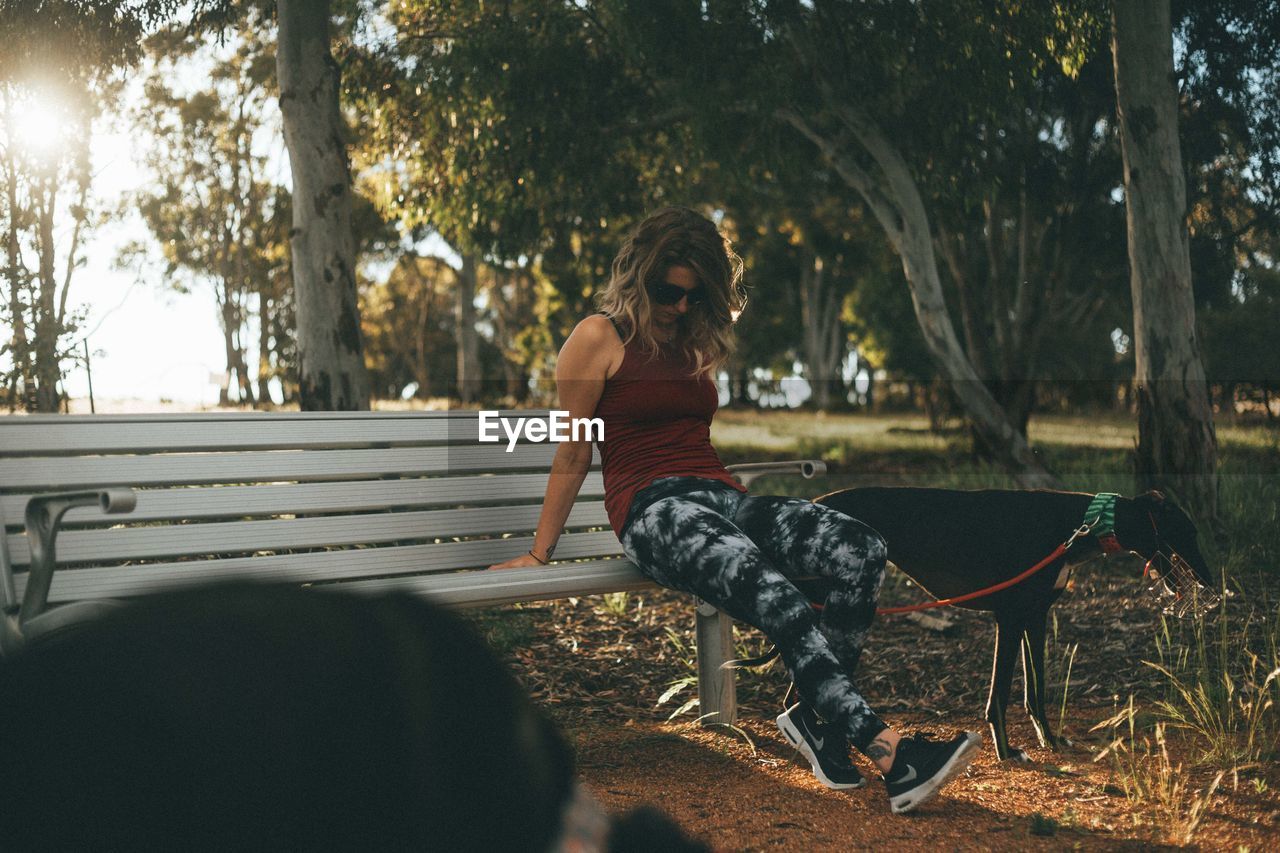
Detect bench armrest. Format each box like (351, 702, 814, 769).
(19, 489, 136, 624)
(725, 460, 826, 489)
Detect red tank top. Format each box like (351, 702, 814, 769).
(593, 323, 745, 535)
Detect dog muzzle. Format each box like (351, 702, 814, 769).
(1142, 549, 1221, 618)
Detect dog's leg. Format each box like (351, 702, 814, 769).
(986, 614, 1029, 762)
(1021, 612, 1072, 750)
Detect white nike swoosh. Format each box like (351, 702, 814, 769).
(896, 764, 918, 783)
(812, 733, 825, 750)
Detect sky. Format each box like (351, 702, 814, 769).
(65, 131, 229, 408)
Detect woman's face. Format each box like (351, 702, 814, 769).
(651, 265, 701, 334)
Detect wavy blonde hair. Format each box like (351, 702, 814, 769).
(595, 206, 746, 376)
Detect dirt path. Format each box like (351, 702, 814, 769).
(572, 712, 1276, 850)
(475, 559, 1280, 850)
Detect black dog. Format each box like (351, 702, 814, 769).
(814, 487, 1215, 762)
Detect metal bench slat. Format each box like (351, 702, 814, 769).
(0, 410, 538, 425)
(0, 443, 589, 490)
(0, 418, 467, 454)
(5, 502, 614, 566)
(1, 472, 607, 527)
(341, 559, 655, 608)
(16, 531, 625, 603)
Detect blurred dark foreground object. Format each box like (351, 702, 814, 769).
(0, 584, 707, 852)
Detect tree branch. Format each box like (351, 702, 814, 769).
(775, 107, 903, 247)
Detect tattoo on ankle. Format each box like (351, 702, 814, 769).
(865, 737, 893, 762)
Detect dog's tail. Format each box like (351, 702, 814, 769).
(719, 644, 780, 670)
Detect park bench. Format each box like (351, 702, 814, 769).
(0, 410, 824, 725)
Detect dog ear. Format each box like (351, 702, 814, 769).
(1135, 490, 1166, 510)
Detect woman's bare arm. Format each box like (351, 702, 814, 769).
(488, 316, 622, 569)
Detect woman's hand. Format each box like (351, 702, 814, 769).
(488, 552, 547, 571)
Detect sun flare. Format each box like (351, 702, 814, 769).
(6, 92, 73, 161)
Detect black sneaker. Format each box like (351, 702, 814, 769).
(884, 731, 982, 814)
(775, 703, 867, 789)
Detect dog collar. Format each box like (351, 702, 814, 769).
(1084, 492, 1123, 553)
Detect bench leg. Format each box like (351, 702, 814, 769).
(694, 599, 737, 726)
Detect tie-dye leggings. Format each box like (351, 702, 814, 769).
(620, 476, 889, 752)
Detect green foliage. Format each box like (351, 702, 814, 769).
(843, 259, 931, 380)
(464, 606, 538, 656)
(1178, 0, 1280, 310)
(128, 16, 291, 405)
(361, 253, 459, 400)
(656, 626, 700, 720)
(353, 1, 677, 258)
(1142, 464, 1280, 769)
(0, 0, 155, 82)
(1200, 267, 1280, 392)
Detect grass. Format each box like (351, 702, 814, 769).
(715, 407, 1277, 497)
(1091, 703, 1227, 844)
(655, 622, 786, 722)
(1148, 604, 1280, 769)
(464, 605, 539, 656)
(597, 591, 632, 619)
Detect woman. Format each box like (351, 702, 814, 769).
(491, 207, 980, 813)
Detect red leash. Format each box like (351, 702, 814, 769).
(728, 527, 1097, 672)
(873, 543, 1070, 614)
(808, 521, 1098, 616)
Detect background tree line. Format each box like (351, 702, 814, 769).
(1, 0, 1277, 525)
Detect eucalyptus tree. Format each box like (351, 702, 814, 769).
(0, 80, 96, 412)
(2, 0, 377, 410)
(274, 0, 371, 409)
(1112, 0, 1219, 525)
(914, 38, 1125, 431)
(753, 1, 1104, 484)
(361, 252, 458, 400)
(352, 0, 706, 401)
(725, 198, 878, 410)
(130, 21, 286, 406)
(1177, 0, 1280, 312)
(0, 0, 156, 411)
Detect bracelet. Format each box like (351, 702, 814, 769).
(528, 549, 549, 565)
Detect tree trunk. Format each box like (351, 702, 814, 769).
(782, 106, 1059, 487)
(490, 268, 528, 403)
(218, 292, 235, 406)
(936, 226, 990, 379)
(4, 146, 33, 411)
(413, 282, 431, 399)
(455, 252, 480, 404)
(277, 0, 369, 411)
(32, 178, 60, 413)
(232, 288, 255, 406)
(257, 293, 274, 405)
(1112, 0, 1219, 526)
(798, 249, 844, 411)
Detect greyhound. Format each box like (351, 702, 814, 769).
(813, 487, 1216, 762)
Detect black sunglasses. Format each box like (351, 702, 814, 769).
(649, 281, 708, 306)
